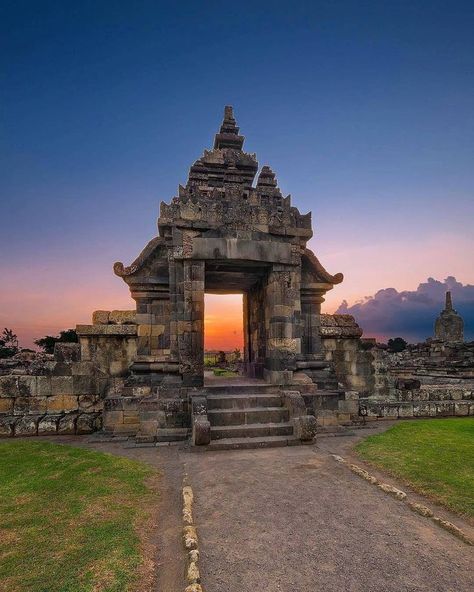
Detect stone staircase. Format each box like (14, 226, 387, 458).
(196, 384, 306, 450)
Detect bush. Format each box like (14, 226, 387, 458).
(35, 329, 78, 354)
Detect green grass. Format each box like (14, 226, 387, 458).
(212, 368, 239, 377)
(355, 418, 474, 517)
(0, 441, 158, 592)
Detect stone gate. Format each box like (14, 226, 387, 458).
(114, 106, 342, 387)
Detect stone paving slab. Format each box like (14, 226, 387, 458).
(185, 429, 473, 592)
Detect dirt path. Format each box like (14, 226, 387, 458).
(184, 427, 474, 592)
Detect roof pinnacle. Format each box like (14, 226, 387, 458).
(214, 105, 245, 150)
(445, 291, 453, 311)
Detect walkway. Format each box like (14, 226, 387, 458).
(44, 426, 473, 592)
(184, 428, 473, 592)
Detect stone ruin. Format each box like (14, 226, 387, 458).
(434, 291, 464, 342)
(1, 108, 472, 444)
(0, 107, 363, 444)
(359, 292, 473, 421)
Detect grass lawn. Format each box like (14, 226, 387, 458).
(0, 441, 159, 592)
(355, 418, 474, 517)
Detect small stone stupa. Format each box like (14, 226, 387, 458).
(434, 291, 464, 342)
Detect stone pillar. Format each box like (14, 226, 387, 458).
(300, 288, 323, 355)
(244, 283, 266, 378)
(264, 265, 301, 384)
(177, 260, 205, 387)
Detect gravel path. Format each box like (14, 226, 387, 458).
(185, 428, 474, 592)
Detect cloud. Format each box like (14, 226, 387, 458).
(336, 276, 474, 343)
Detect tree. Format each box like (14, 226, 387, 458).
(35, 329, 78, 354)
(387, 337, 407, 353)
(0, 328, 20, 359)
(232, 348, 242, 361)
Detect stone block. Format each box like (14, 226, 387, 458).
(15, 416, 38, 436)
(76, 413, 101, 434)
(58, 414, 77, 435)
(103, 410, 124, 429)
(13, 397, 30, 415)
(454, 402, 469, 416)
(71, 361, 97, 376)
(109, 310, 136, 325)
(123, 412, 139, 424)
(282, 391, 306, 417)
(338, 399, 359, 415)
(398, 403, 414, 418)
(293, 414, 317, 441)
(51, 376, 74, 396)
(0, 398, 14, 413)
(450, 389, 465, 401)
(51, 361, 73, 376)
(435, 402, 454, 416)
(193, 416, 210, 445)
(78, 394, 103, 411)
(0, 376, 19, 398)
(17, 376, 37, 397)
(0, 416, 15, 437)
(29, 396, 48, 414)
(139, 419, 159, 437)
(92, 310, 110, 324)
(72, 375, 95, 395)
(379, 405, 398, 418)
(366, 403, 383, 417)
(38, 415, 60, 434)
(132, 385, 152, 398)
(47, 395, 78, 412)
(36, 376, 52, 397)
(54, 343, 81, 363)
(413, 403, 432, 417)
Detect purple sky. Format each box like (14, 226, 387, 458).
(1, 1, 473, 347)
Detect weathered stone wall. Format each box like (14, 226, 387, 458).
(359, 340, 474, 420)
(77, 326, 137, 377)
(320, 314, 373, 395)
(0, 313, 139, 438)
(0, 344, 103, 437)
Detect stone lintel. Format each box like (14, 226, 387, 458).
(186, 238, 295, 264)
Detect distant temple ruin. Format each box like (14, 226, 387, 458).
(434, 291, 464, 342)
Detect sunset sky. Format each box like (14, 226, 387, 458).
(1, 1, 473, 349)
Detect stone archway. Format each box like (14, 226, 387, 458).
(112, 106, 345, 442)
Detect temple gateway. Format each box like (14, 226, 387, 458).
(2, 107, 471, 444)
(80, 106, 362, 446)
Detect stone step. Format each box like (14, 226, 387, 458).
(207, 393, 283, 410)
(205, 435, 302, 451)
(208, 406, 289, 426)
(205, 384, 280, 395)
(210, 422, 293, 440)
(296, 360, 330, 369)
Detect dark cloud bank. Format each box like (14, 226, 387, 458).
(336, 277, 474, 343)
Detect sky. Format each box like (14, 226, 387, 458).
(1, 0, 473, 348)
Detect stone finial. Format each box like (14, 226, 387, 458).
(214, 105, 245, 150)
(445, 291, 453, 311)
(256, 165, 278, 188)
(434, 291, 464, 342)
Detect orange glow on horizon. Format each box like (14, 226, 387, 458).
(204, 294, 244, 351)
